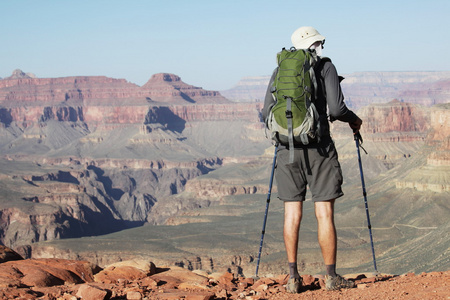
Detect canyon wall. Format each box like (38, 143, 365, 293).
(394, 103, 450, 192)
(0, 71, 265, 249)
(0, 71, 229, 106)
(0, 70, 448, 261)
(0, 72, 260, 129)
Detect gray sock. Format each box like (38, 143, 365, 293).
(326, 264, 337, 277)
(288, 262, 301, 279)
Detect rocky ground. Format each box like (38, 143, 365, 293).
(1, 246, 449, 300)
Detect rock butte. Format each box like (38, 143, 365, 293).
(0, 70, 449, 279)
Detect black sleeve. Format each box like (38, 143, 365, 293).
(262, 68, 278, 122)
(322, 61, 359, 123)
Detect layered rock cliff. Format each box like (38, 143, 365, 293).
(319, 99, 449, 199)
(142, 73, 230, 104)
(394, 103, 450, 192)
(0, 69, 448, 277)
(0, 71, 266, 248)
(0, 76, 141, 105)
(355, 99, 430, 143)
(0, 71, 260, 131)
(0, 70, 228, 106)
(0, 156, 225, 249)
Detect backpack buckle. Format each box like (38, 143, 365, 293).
(285, 110, 293, 119)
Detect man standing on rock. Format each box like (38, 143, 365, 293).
(262, 26, 362, 293)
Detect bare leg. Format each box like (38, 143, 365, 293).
(314, 199, 337, 266)
(284, 201, 303, 264)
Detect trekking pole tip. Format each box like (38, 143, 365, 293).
(373, 271, 382, 279)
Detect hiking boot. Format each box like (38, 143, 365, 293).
(325, 274, 356, 290)
(286, 277, 302, 293)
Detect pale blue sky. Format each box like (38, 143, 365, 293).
(1, 0, 449, 90)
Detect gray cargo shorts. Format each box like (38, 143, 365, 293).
(275, 139, 344, 202)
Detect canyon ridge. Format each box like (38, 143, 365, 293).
(0, 69, 448, 279)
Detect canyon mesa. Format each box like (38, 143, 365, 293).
(0, 69, 448, 284)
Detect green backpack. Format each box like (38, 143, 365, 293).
(266, 47, 320, 162)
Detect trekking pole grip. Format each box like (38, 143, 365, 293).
(354, 132, 368, 155)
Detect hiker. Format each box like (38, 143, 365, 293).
(262, 26, 362, 293)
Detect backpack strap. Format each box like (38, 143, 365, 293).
(313, 57, 331, 96)
(309, 52, 319, 102)
(285, 96, 295, 163)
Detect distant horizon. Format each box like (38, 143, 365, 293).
(2, 1, 450, 91)
(2, 68, 450, 92)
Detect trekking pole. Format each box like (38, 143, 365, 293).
(354, 132, 378, 274)
(255, 143, 278, 278)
